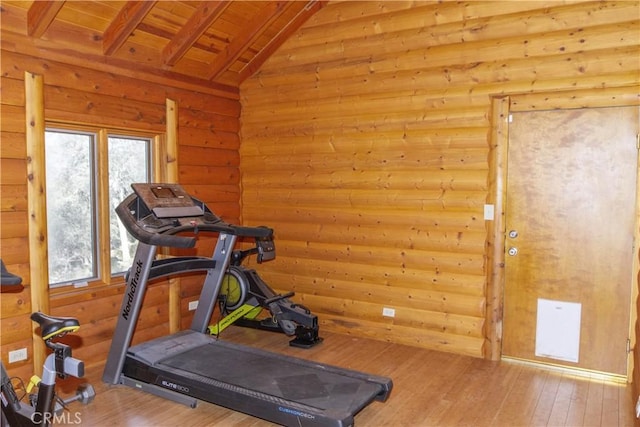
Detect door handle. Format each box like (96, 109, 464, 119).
(508, 247, 518, 256)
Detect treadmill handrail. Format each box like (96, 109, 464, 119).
(116, 193, 273, 249)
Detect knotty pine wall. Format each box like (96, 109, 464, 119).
(239, 0, 640, 364)
(0, 46, 240, 378)
(1, 0, 639, 394)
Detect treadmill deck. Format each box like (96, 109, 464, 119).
(122, 330, 392, 426)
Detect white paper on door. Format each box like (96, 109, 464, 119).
(535, 298, 581, 363)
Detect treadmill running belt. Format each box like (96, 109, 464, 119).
(160, 343, 381, 412)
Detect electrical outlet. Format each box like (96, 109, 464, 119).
(8, 348, 27, 363)
(382, 307, 395, 318)
(188, 300, 199, 311)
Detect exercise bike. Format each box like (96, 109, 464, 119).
(1, 261, 95, 427)
(208, 238, 323, 348)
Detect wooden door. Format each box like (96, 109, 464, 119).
(502, 106, 639, 376)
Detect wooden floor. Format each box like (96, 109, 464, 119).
(51, 326, 636, 426)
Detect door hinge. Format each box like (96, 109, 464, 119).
(627, 338, 633, 354)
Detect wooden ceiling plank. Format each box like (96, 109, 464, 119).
(103, 0, 158, 56)
(27, 0, 66, 38)
(162, 1, 231, 66)
(239, 0, 328, 82)
(208, 1, 288, 81)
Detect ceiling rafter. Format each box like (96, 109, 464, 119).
(162, 1, 231, 66)
(27, 0, 65, 38)
(239, 0, 327, 82)
(5, 1, 325, 88)
(207, 1, 289, 81)
(103, 1, 157, 56)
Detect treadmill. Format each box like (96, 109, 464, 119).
(102, 183, 393, 427)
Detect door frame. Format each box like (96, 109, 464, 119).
(484, 90, 640, 381)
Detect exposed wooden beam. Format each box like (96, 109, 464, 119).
(239, 0, 327, 82)
(162, 1, 231, 66)
(103, 1, 157, 56)
(208, 1, 288, 81)
(165, 98, 180, 335)
(27, 0, 65, 38)
(2, 30, 238, 99)
(25, 71, 50, 372)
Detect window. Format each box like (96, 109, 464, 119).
(108, 135, 152, 274)
(45, 128, 153, 287)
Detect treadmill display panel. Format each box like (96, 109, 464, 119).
(132, 183, 203, 218)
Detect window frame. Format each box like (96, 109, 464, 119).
(44, 123, 163, 292)
(44, 127, 101, 286)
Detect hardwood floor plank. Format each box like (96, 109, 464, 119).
(565, 376, 590, 426)
(471, 361, 522, 427)
(583, 380, 605, 427)
(366, 349, 472, 426)
(433, 359, 512, 426)
(601, 381, 621, 427)
(546, 374, 578, 426)
(406, 353, 476, 426)
(530, 371, 562, 426)
(42, 327, 634, 426)
(619, 384, 636, 427)
(490, 366, 549, 426)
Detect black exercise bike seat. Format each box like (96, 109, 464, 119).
(31, 312, 80, 341)
(0, 259, 22, 286)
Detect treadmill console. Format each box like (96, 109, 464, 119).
(117, 183, 274, 249)
(132, 183, 204, 219)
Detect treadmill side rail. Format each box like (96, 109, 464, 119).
(121, 376, 198, 408)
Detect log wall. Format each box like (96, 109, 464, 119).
(1, 0, 640, 396)
(240, 0, 640, 360)
(0, 4, 241, 377)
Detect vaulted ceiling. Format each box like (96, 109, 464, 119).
(1, 1, 326, 91)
